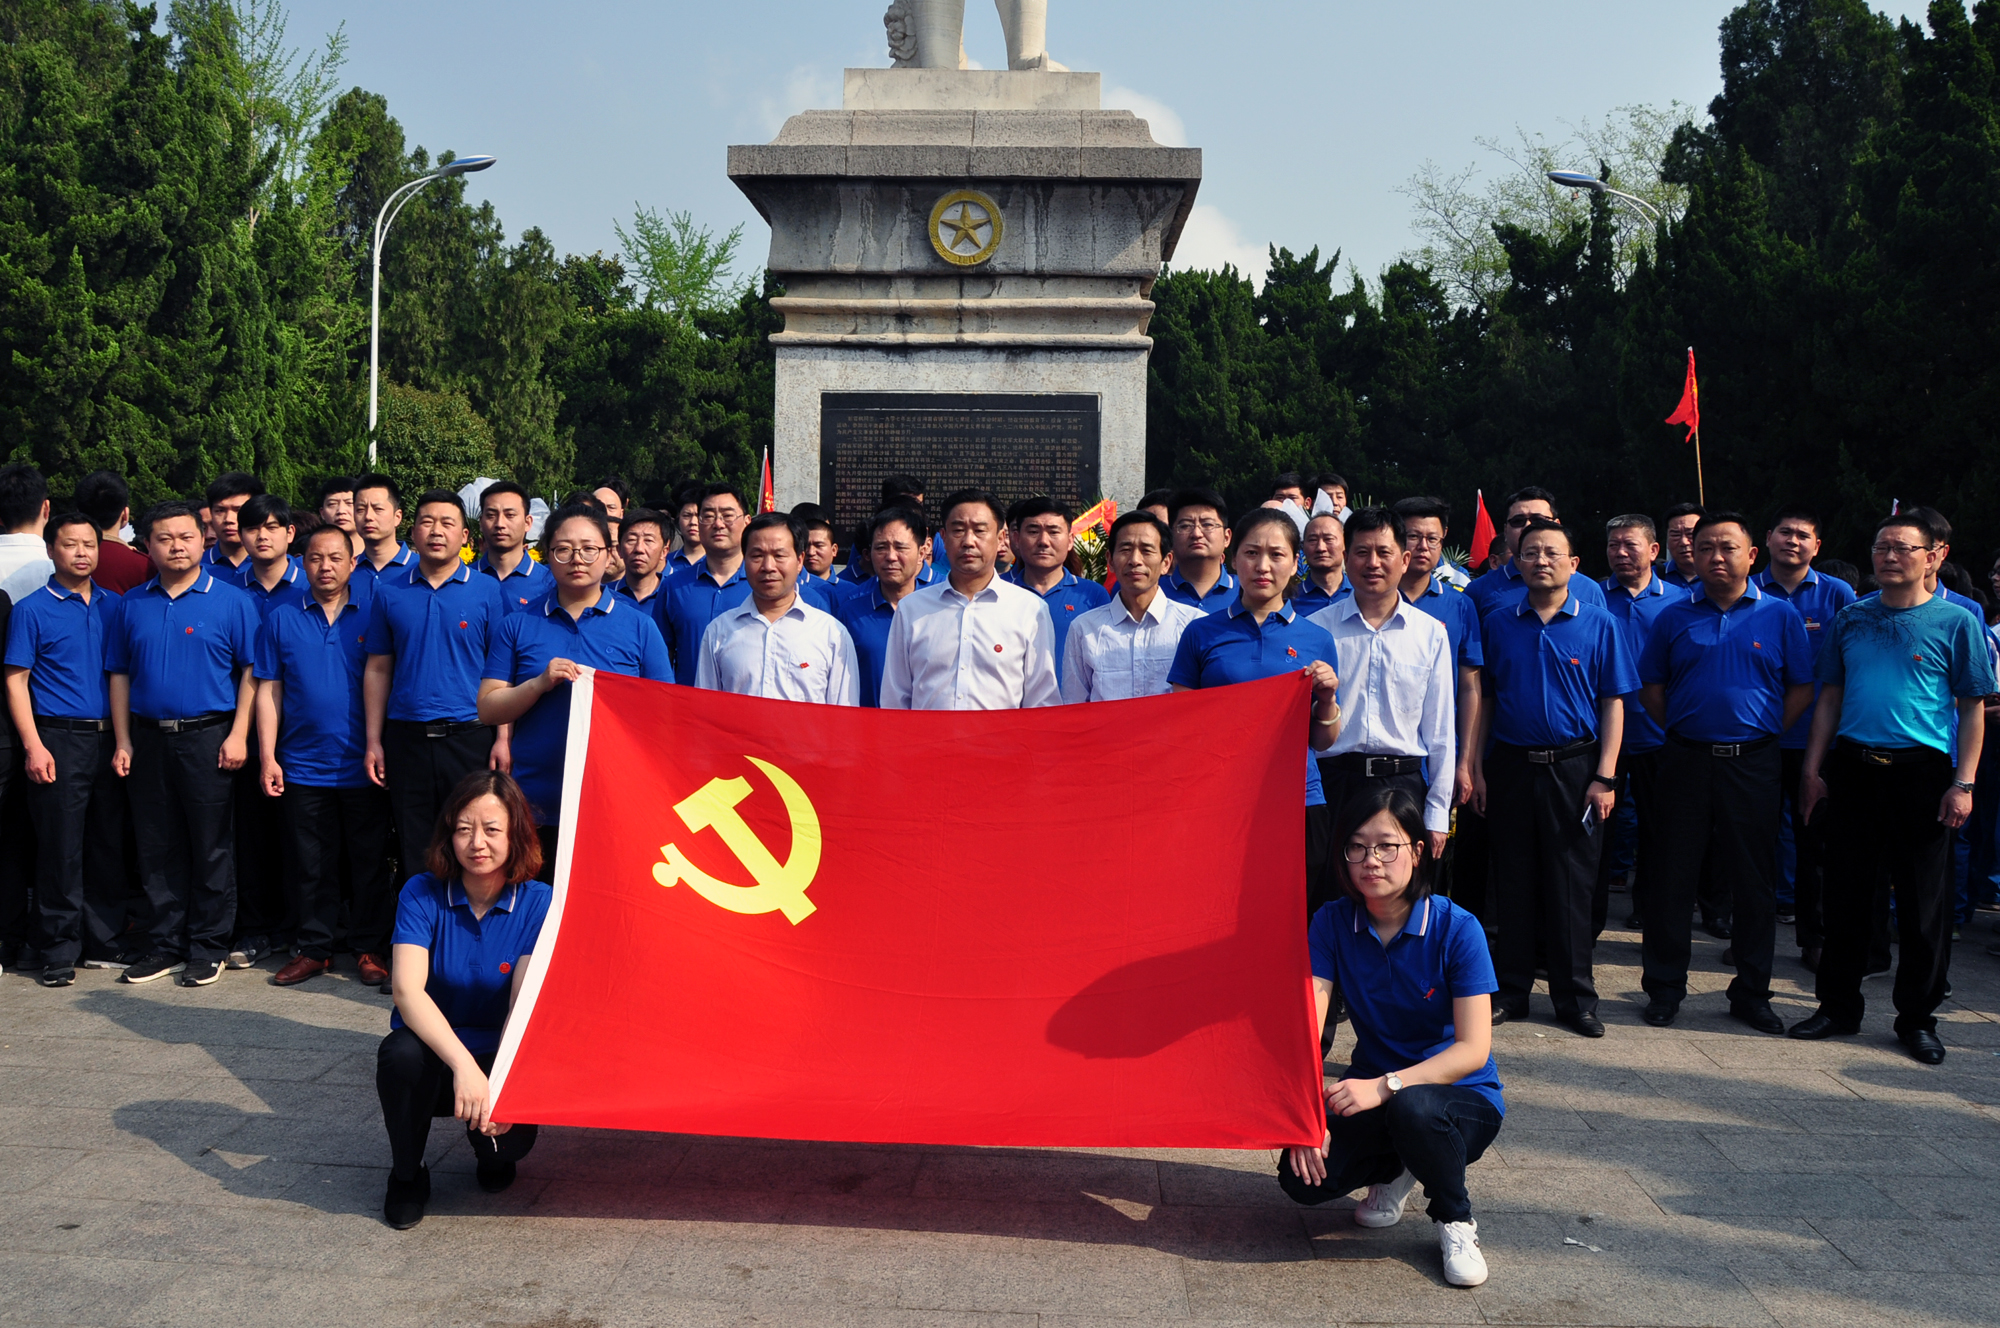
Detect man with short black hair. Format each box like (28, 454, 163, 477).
(230, 495, 304, 615)
(1137, 488, 1175, 524)
(201, 473, 265, 576)
(1295, 512, 1348, 615)
(1003, 496, 1110, 670)
(1270, 472, 1308, 508)
(1638, 512, 1814, 1032)
(1162, 488, 1236, 614)
(882, 490, 1059, 710)
(1312, 473, 1351, 522)
(696, 513, 860, 704)
(75, 471, 153, 594)
(474, 481, 554, 613)
(800, 515, 839, 585)
(1661, 503, 1705, 589)
(0, 462, 53, 604)
(612, 508, 672, 609)
(658, 483, 753, 684)
(350, 473, 413, 593)
(318, 476, 357, 538)
(836, 508, 929, 707)
(670, 485, 706, 574)
(1465, 487, 1606, 620)
(1062, 512, 1203, 703)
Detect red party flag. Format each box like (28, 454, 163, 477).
(489, 671, 1324, 1149)
(1665, 347, 1700, 440)
(1469, 489, 1497, 570)
(758, 447, 775, 513)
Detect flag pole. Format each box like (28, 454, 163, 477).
(1693, 422, 1705, 506)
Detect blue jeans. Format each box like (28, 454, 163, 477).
(1276, 1082, 1502, 1224)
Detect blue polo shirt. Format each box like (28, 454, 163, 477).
(3, 578, 120, 720)
(200, 546, 249, 576)
(608, 575, 667, 612)
(657, 561, 752, 685)
(484, 590, 672, 823)
(229, 559, 308, 619)
(1161, 566, 1239, 615)
(472, 552, 556, 615)
(1600, 574, 1685, 753)
(1002, 568, 1111, 670)
(351, 543, 414, 593)
(1817, 594, 1995, 753)
(1639, 585, 1814, 743)
(253, 588, 374, 788)
(1480, 595, 1635, 748)
(1752, 567, 1857, 749)
(1405, 575, 1484, 672)
(363, 562, 509, 722)
(1167, 599, 1337, 805)
(835, 584, 899, 707)
(389, 873, 552, 1057)
(104, 573, 259, 720)
(1466, 560, 1607, 621)
(1307, 895, 1504, 1116)
(1292, 577, 1352, 618)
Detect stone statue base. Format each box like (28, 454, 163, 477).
(728, 71, 1200, 524)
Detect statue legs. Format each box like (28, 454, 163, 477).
(995, 0, 1064, 70)
(909, 0, 968, 69)
(888, 0, 1062, 71)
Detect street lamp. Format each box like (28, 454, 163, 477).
(368, 154, 498, 465)
(1547, 170, 1662, 222)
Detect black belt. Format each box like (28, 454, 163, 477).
(388, 719, 489, 739)
(133, 712, 231, 733)
(1838, 739, 1943, 767)
(1520, 736, 1597, 764)
(1667, 732, 1776, 758)
(35, 716, 111, 733)
(1326, 752, 1424, 777)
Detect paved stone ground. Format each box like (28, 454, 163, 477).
(5, 896, 2000, 1328)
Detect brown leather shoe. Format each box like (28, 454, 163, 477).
(357, 953, 390, 987)
(271, 954, 330, 987)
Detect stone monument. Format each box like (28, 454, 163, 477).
(727, 4, 1201, 531)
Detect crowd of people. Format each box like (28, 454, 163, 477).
(0, 458, 1991, 1281)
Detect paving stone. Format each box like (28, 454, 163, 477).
(1807, 1216, 2000, 1274)
(0, 1250, 185, 1324)
(1634, 1170, 1908, 1218)
(1735, 1268, 2000, 1327)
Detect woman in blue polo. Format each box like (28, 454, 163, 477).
(1280, 786, 1505, 1290)
(1167, 506, 1342, 908)
(378, 769, 551, 1230)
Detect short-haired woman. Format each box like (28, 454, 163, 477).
(1280, 787, 1505, 1288)
(377, 769, 551, 1229)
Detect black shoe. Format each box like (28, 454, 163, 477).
(383, 1166, 430, 1229)
(121, 953, 186, 984)
(1559, 1011, 1606, 1038)
(475, 1155, 518, 1193)
(1800, 947, 1821, 974)
(1625, 913, 1644, 931)
(1900, 1029, 1946, 1065)
(1491, 1004, 1526, 1027)
(1720, 945, 1736, 966)
(1775, 910, 1796, 925)
(1789, 1012, 1860, 1040)
(37, 967, 76, 988)
(1728, 1000, 1785, 1035)
(1641, 998, 1679, 1027)
(1704, 918, 1732, 940)
(179, 959, 223, 987)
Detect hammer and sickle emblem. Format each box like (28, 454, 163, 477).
(651, 756, 821, 924)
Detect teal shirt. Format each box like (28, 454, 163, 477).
(1817, 595, 1996, 753)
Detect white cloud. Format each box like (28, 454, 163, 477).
(1103, 85, 1186, 147)
(757, 65, 843, 136)
(1167, 203, 1270, 287)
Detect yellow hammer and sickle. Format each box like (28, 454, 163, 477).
(651, 756, 821, 924)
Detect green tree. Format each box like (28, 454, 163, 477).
(372, 380, 497, 500)
(614, 204, 747, 322)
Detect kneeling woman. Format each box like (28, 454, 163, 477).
(1280, 787, 1505, 1288)
(378, 769, 552, 1229)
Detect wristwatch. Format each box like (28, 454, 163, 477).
(1954, 779, 1976, 793)
(1589, 774, 1618, 789)
(1383, 1072, 1404, 1097)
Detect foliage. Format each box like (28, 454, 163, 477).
(613, 204, 748, 322)
(372, 381, 497, 503)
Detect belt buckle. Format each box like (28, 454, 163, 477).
(1363, 756, 1389, 777)
(158, 718, 182, 734)
(1862, 749, 1893, 766)
(1710, 742, 1740, 758)
(1529, 749, 1553, 765)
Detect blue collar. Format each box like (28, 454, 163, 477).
(1168, 566, 1236, 597)
(1225, 598, 1297, 624)
(297, 591, 358, 616)
(247, 561, 300, 590)
(696, 560, 748, 589)
(1695, 582, 1763, 611)
(473, 552, 537, 579)
(446, 878, 518, 913)
(41, 576, 93, 602)
(1350, 895, 1433, 941)
(541, 588, 616, 619)
(1608, 573, 1667, 600)
(1514, 591, 1582, 618)
(143, 571, 218, 597)
(1004, 568, 1081, 592)
(406, 561, 472, 587)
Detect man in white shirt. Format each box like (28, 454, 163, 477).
(695, 513, 860, 705)
(1062, 512, 1201, 703)
(1308, 508, 1455, 867)
(881, 489, 1060, 711)
(0, 464, 54, 604)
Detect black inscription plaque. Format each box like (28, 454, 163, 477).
(820, 392, 1100, 536)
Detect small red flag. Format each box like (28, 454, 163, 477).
(758, 447, 775, 514)
(1665, 347, 1699, 440)
(1469, 490, 1497, 570)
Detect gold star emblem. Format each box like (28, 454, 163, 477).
(942, 201, 989, 253)
(928, 190, 1004, 267)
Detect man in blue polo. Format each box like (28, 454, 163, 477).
(229, 494, 305, 616)
(1161, 488, 1238, 614)
(837, 507, 928, 707)
(255, 524, 394, 989)
(1638, 512, 1814, 1033)
(1464, 487, 1607, 621)
(1002, 496, 1110, 672)
(657, 483, 750, 682)
(1474, 519, 1631, 1038)
(350, 473, 413, 594)
(609, 507, 672, 612)
(199, 472, 261, 578)
(1660, 503, 1706, 591)
(1753, 507, 1856, 969)
(3, 514, 127, 984)
(1295, 512, 1349, 615)
(472, 481, 553, 613)
(106, 501, 261, 988)
(363, 490, 510, 883)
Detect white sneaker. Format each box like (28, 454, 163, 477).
(1438, 1219, 1488, 1287)
(1354, 1167, 1418, 1227)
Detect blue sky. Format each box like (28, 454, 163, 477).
(282, 0, 1931, 285)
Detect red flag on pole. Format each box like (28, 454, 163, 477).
(490, 671, 1324, 1148)
(1469, 489, 1497, 570)
(1665, 347, 1699, 440)
(757, 447, 775, 513)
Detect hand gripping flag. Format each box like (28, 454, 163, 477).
(489, 671, 1326, 1148)
(1665, 348, 1699, 440)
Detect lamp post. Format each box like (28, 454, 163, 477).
(1546, 170, 1662, 222)
(368, 154, 498, 465)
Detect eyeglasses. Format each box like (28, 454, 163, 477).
(1174, 519, 1226, 534)
(1870, 541, 1934, 557)
(1504, 515, 1538, 529)
(1343, 841, 1412, 864)
(1516, 549, 1569, 564)
(547, 544, 606, 564)
(1405, 533, 1443, 548)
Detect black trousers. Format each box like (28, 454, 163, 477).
(1316, 761, 1427, 917)
(26, 727, 126, 967)
(1485, 743, 1601, 1018)
(129, 722, 237, 964)
(1815, 745, 1956, 1034)
(377, 1026, 538, 1182)
(1592, 748, 1660, 936)
(1275, 1083, 1502, 1225)
(232, 760, 287, 941)
(1781, 747, 1831, 949)
(0, 740, 28, 954)
(535, 823, 561, 885)
(1449, 803, 1489, 920)
(383, 724, 494, 881)
(1642, 738, 1779, 1007)
(284, 784, 395, 959)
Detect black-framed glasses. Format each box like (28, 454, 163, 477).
(548, 544, 606, 564)
(1343, 841, 1412, 864)
(1870, 541, 1933, 557)
(1504, 515, 1537, 529)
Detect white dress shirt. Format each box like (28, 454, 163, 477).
(1060, 589, 1204, 703)
(694, 596, 861, 705)
(1308, 594, 1456, 833)
(880, 573, 1061, 710)
(0, 533, 53, 606)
